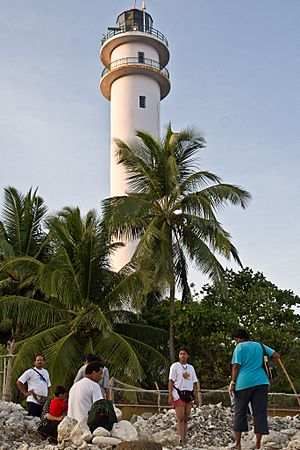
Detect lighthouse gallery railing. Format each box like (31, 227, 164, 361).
(101, 57, 170, 79)
(101, 26, 169, 47)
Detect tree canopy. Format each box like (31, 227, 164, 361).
(102, 124, 251, 361)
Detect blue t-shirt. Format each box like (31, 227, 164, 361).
(231, 341, 275, 391)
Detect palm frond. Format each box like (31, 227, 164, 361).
(94, 332, 144, 385)
(0, 296, 66, 326)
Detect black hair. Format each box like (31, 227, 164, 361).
(178, 346, 190, 355)
(34, 355, 45, 361)
(83, 354, 100, 363)
(85, 361, 104, 375)
(231, 328, 250, 340)
(54, 385, 66, 397)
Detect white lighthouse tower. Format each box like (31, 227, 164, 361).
(100, 3, 170, 270)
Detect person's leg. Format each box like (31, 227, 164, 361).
(28, 402, 43, 417)
(251, 384, 269, 448)
(233, 387, 254, 449)
(255, 433, 263, 449)
(175, 406, 185, 443)
(182, 402, 192, 443)
(234, 431, 242, 449)
(38, 421, 59, 443)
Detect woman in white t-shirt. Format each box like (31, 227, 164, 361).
(168, 346, 199, 444)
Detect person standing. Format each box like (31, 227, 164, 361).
(168, 346, 199, 445)
(229, 328, 280, 450)
(68, 361, 103, 423)
(74, 354, 112, 400)
(17, 355, 51, 417)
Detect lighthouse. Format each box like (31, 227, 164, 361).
(100, 3, 170, 270)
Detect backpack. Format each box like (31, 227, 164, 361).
(87, 399, 118, 432)
(261, 343, 277, 380)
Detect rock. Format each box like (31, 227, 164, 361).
(57, 415, 78, 442)
(0, 399, 299, 450)
(151, 429, 180, 446)
(282, 428, 299, 437)
(111, 420, 138, 441)
(288, 439, 300, 450)
(92, 426, 111, 437)
(70, 420, 92, 444)
(141, 412, 153, 420)
(114, 406, 123, 421)
(92, 435, 122, 446)
(116, 441, 163, 449)
(262, 430, 289, 446)
(130, 414, 139, 424)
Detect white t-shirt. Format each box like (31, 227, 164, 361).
(169, 362, 198, 401)
(18, 368, 51, 404)
(67, 377, 103, 422)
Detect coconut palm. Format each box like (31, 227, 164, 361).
(0, 186, 50, 399)
(0, 185, 51, 340)
(0, 186, 49, 260)
(0, 206, 168, 391)
(102, 124, 252, 361)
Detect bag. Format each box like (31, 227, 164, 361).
(33, 393, 49, 405)
(261, 344, 277, 380)
(175, 387, 194, 402)
(87, 399, 118, 433)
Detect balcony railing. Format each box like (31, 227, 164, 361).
(101, 26, 168, 47)
(101, 57, 170, 79)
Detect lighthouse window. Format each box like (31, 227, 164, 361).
(138, 52, 145, 63)
(139, 96, 146, 108)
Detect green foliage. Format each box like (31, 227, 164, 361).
(0, 197, 168, 393)
(102, 124, 251, 360)
(174, 268, 300, 390)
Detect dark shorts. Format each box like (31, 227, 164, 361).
(28, 401, 43, 418)
(234, 384, 269, 434)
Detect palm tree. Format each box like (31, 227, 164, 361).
(0, 186, 50, 399)
(102, 124, 252, 362)
(0, 186, 49, 260)
(0, 185, 51, 338)
(0, 206, 168, 391)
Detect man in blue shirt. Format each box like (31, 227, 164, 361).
(229, 329, 280, 450)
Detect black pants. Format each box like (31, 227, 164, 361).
(234, 384, 269, 434)
(38, 421, 59, 443)
(28, 401, 43, 417)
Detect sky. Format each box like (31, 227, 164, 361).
(0, 1, 299, 297)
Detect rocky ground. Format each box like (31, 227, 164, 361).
(0, 400, 299, 450)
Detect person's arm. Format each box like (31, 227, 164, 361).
(74, 365, 85, 383)
(229, 363, 240, 395)
(168, 379, 174, 406)
(105, 387, 112, 400)
(16, 380, 34, 397)
(271, 351, 280, 362)
(102, 368, 112, 399)
(45, 413, 64, 421)
(193, 381, 200, 407)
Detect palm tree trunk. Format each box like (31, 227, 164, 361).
(169, 285, 176, 363)
(3, 340, 14, 402)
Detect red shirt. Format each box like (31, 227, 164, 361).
(49, 397, 68, 417)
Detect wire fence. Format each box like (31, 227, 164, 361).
(0, 355, 299, 414)
(110, 378, 300, 414)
